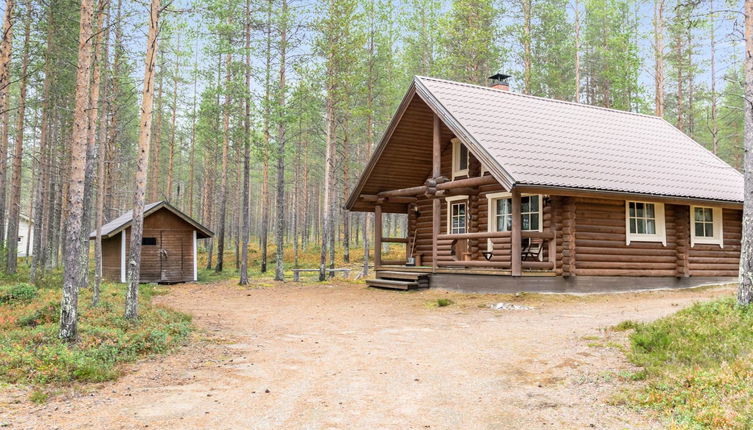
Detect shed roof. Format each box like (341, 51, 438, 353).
(346, 76, 743, 209)
(90, 201, 213, 240)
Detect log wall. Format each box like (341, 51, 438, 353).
(407, 156, 742, 277)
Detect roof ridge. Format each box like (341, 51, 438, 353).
(415, 75, 662, 121)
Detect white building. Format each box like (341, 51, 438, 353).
(4, 214, 34, 257)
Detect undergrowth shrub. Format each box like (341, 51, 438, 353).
(621, 297, 753, 429)
(0, 282, 192, 385)
(0, 283, 38, 305)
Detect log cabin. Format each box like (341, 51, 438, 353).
(90, 201, 213, 284)
(346, 75, 744, 293)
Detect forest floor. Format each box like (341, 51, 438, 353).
(0, 279, 736, 429)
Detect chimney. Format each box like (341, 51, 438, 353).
(488, 73, 511, 91)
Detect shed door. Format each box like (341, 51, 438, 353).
(159, 231, 185, 282)
(139, 233, 161, 282)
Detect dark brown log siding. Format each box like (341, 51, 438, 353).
(407, 150, 742, 277)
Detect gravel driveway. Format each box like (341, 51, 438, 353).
(1, 280, 735, 429)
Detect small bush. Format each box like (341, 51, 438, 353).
(612, 320, 640, 332)
(17, 301, 60, 327)
(0, 283, 38, 305)
(436, 298, 454, 307)
(29, 390, 49, 404)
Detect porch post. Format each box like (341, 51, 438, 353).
(433, 114, 441, 178)
(374, 204, 382, 268)
(511, 188, 522, 276)
(431, 114, 441, 271)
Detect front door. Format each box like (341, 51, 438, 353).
(139, 233, 161, 282)
(159, 231, 185, 282)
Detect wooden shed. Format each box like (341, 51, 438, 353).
(347, 76, 744, 293)
(90, 201, 213, 283)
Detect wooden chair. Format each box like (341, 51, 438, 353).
(521, 238, 544, 261)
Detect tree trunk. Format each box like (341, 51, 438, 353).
(215, 49, 232, 273)
(709, 0, 718, 154)
(5, 3, 31, 274)
(60, 0, 95, 341)
(125, 0, 161, 321)
(522, 0, 532, 95)
(274, 0, 288, 281)
(31, 2, 56, 281)
(94, 0, 111, 306)
(260, 0, 272, 274)
(166, 36, 179, 201)
(574, 0, 581, 102)
(239, 0, 252, 286)
(740, 0, 753, 306)
(79, 1, 107, 289)
(320, 42, 336, 281)
(0, 0, 14, 251)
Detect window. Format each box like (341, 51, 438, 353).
(690, 206, 723, 247)
(451, 138, 469, 178)
(445, 195, 468, 234)
(625, 201, 666, 245)
(487, 192, 543, 233)
(142, 237, 157, 246)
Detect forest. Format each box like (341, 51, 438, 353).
(0, 0, 748, 330)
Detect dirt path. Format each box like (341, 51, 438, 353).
(1, 281, 736, 429)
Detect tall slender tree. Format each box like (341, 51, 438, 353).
(125, 0, 161, 320)
(0, 0, 14, 252)
(60, 0, 96, 341)
(274, 0, 289, 281)
(5, 1, 32, 274)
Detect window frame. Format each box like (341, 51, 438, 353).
(451, 138, 469, 179)
(486, 192, 543, 250)
(690, 206, 723, 248)
(625, 201, 666, 246)
(445, 195, 469, 234)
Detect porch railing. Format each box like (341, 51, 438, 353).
(434, 230, 556, 271)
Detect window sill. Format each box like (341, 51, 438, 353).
(452, 169, 469, 180)
(626, 234, 666, 246)
(691, 238, 723, 248)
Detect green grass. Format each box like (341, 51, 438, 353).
(435, 298, 454, 307)
(618, 297, 753, 429)
(0, 278, 192, 386)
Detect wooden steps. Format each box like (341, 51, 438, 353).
(367, 271, 431, 290)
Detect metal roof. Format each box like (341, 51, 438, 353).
(90, 201, 213, 239)
(414, 76, 743, 203)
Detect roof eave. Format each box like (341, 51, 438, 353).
(513, 183, 744, 209)
(89, 201, 214, 239)
(413, 76, 516, 191)
(345, 81, 419, 210)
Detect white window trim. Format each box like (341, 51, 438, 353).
(690, 206, 723, 248)
(451, 138, 469, 179)
(120, 230, 126, 283)
(445, 195, 468, 234)
(193, 230, 198, 281)
(486, 192, 544, 251)
(625, 201, 666, 246)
